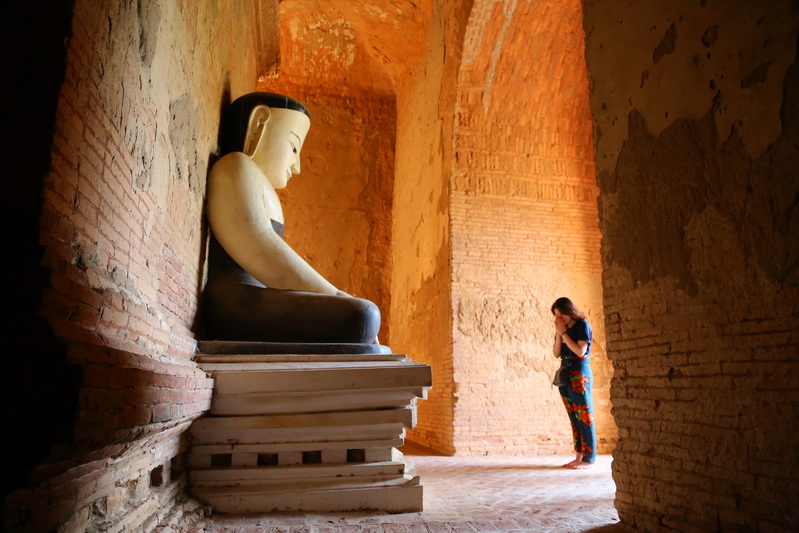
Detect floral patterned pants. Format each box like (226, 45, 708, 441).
(559, 364, 596, 463)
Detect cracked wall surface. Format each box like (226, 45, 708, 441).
(583, 0, 799, 530)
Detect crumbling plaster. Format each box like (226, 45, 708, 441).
(582, 0, 799, 529)
(586, 0, 798, 176)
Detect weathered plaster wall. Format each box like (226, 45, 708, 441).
(583, 0, 799, 530)
(390, 0, 472, 454)
(273, 2, 396, 94)
(8, 1, 271, 530)
(451, 0, 614, 455)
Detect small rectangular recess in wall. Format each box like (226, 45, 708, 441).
(210, 454, 232, 467)
(257, 453, 278, 466)
(150, 465, 166, 487)
(346, 449, 365, 463)
(170, 455, 184, 477)
(302, 451, 322, 464)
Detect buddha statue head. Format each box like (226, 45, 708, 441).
(219, 92, 311, 189)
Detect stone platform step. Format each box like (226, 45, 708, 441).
(197, 360, 431, 395)
(190, 439, 405, 471)
(190, 474, 423, 513)
(187, 345, 432, 514)
(189, 437, 405, 458)
(195, 352, 407, 363)
(190, 460, 408, 487)
(207, 386, 427, 416)
(195, 355, 431, 416)
(190, 408, 414, 447)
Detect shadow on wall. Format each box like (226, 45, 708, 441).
(1, 0, 80, 515)
(192, 77, 232, 340)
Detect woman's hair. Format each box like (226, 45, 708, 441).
(218, 92, 310, 156)
(551, 297, 586, 320)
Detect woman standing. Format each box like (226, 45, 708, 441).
(552, 297, 596, 469)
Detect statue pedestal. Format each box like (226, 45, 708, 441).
(187, 341, 432, 514)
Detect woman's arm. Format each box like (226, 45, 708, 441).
(561, 333, 588, 358)
(553, 331, 563, 358)
(206, 152, 339, 295)
(553, 316, 566, 358)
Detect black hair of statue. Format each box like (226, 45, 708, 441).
(218, 92, 310, 156)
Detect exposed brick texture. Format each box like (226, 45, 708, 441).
(8, 1, 274, 531)
(583, 0, 799, 530)
(388, 1, 472, 455)
(450, 0, 615, 455)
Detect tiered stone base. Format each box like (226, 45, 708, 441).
(188, 342, 432, 514)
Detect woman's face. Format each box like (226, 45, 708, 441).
(251, 108, 311, 189)
(554, 309, 571, 327)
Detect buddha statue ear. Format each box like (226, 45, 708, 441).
(243, 105, 271, 157)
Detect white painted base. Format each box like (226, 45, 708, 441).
(187, 349, 431, 514)
(191, 474, 423, 514)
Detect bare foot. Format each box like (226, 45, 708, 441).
(561, 459, 582, 468)
(567, 462, 594, 469)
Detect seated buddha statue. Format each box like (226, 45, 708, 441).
(202, 92, 381, 349)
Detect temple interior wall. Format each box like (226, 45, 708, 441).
(387, 1, 469, 455)
(5, 0, 798, 531)
(582, 0, 799, 530)
(450, 0, 614, 456)
(7, 0, 273, 530)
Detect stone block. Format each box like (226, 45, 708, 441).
(206, 361, 432, 396)
(190, 474, 423, 513)
(364, 447, 393, 462)
(231, 453, 257, 467)
(322, 449, 347, 463)
(278, 451, 302, 466)
(190, 461, 407, 487)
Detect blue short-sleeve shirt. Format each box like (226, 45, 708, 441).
(562, 319, 592, 364)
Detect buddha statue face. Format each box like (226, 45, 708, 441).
(244, 105, 311, 190)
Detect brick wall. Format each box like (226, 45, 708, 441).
(390, 1, 472, 454)
(583, 0, 799, 530)
(7, 1, 273, 530)
(450, 0, 615, 455)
